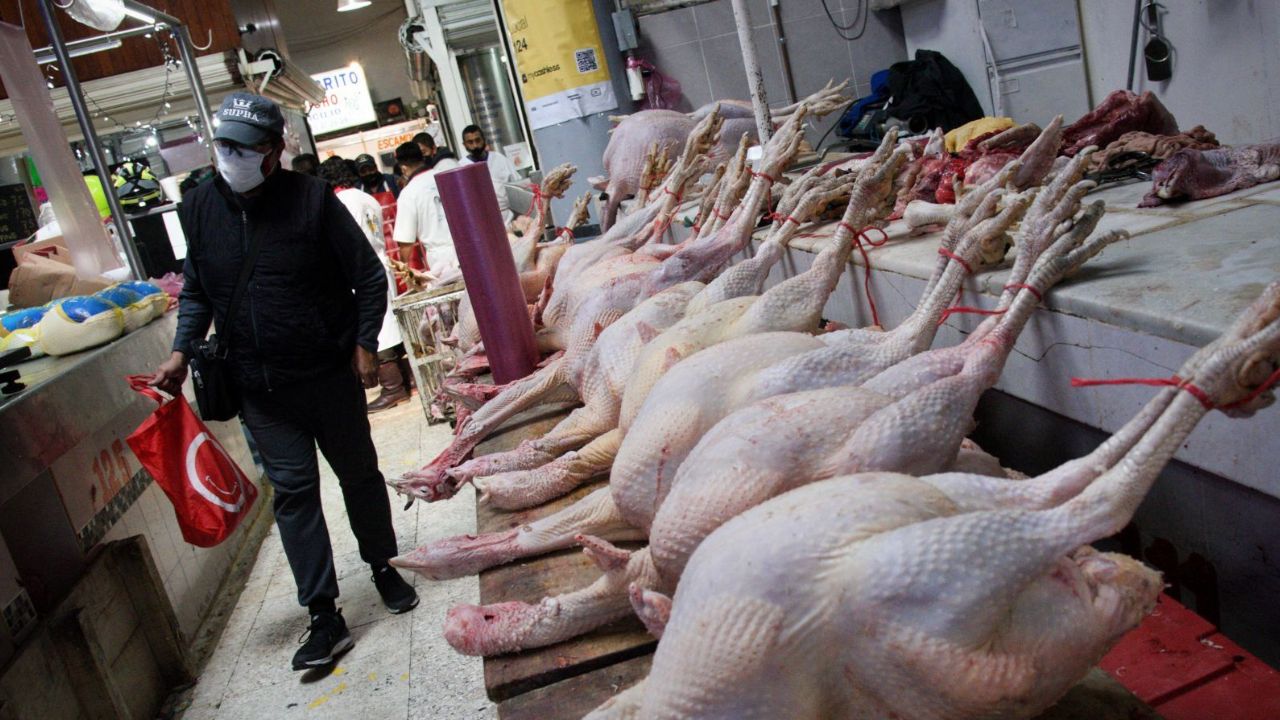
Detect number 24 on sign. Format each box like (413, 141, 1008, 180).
(91, 439, 132, 502)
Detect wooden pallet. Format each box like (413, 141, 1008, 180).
(472, 405, 656, 703)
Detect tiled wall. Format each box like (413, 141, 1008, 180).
(635, 0, 908, 142)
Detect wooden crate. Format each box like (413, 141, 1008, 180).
(391, 283, 465, 424)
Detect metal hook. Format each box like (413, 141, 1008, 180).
(191, 27, 214, 51)
(1140, 1, 1165, 34)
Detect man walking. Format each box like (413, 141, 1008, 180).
(460, 124, 521, 224)
(150, 93, 418, 672)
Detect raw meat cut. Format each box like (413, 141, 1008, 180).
(587, 283, 1280, 719)
(1061, 89, 1178, 157)
(1088, 125, 1218, 172)
(1139, 142, 1280, 207)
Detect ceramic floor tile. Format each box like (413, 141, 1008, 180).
(407, 573, 489, 720)
(211, 614, 414, 719)
(180, 394, 494, 719)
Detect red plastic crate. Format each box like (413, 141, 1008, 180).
(1101, 595, 1280, 719)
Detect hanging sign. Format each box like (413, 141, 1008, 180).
(501, 0, 618, 130)
(308, 63, 378, 135)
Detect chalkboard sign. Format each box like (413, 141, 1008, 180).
(0, 184, 37, 245)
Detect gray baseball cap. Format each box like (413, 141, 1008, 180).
(213, 92, 285, 146)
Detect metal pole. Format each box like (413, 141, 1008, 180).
(33, 24, 155, 64)
(768, 0, 796, 104)
(36, 0, 146, 280)
(172, 24, 216, 159)
(1126, 0, 1142, 91)
(730, 0, 771, 142)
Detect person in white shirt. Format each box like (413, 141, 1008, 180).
(460, 124, 522, 225)
(318, 156, 411, 412)
(392, 142, 461, 286)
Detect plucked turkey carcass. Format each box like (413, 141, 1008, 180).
(392, 108, 810, 501)
(448, 136, 911, 509)
(430, 156, 1121, 657)
(584, 282, 1280, 719)
(396, 156, 1080, 659)
(599, 81, 849, 230)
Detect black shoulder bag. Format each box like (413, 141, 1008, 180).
(188, 227, 263, 422)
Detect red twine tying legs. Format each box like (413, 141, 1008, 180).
(662, 187, 683, 203)
(749, 169, 777, 185)
(838, 222, 891, 328)
(1071, 365, 1280, 411)
(556, 227, 575, 241)
(936, 282, 1052, 326)
(937, 247, 973, 275)
(1003, 283, 1044, 302)
(766, 212, 800, 226)
(938, 305, 1004, 325)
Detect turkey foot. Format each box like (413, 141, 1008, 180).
(449, 441, 558, 482)
(392, 488, 644, 579)
(476, 429, 622, 510)
(443, 537, 657, 656)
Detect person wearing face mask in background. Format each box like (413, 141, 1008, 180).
(149, 93, 419, 672)
(354, 153, 399, 198)
(459, 124, 521, 225)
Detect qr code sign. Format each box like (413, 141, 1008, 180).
(574, 48, 599, 74)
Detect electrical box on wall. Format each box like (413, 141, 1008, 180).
(612, 9, 639, 52)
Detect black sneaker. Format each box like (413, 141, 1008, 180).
(372, 565, 419, 614)
(292, 610, 354, 670)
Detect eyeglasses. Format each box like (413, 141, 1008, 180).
(214, 139, 272, 156)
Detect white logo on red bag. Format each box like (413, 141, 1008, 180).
(185, 432, 249, 512)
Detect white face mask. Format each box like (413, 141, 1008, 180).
(215, 144, 268, 193)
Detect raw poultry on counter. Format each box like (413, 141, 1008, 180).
(379, 82, 1280, 720)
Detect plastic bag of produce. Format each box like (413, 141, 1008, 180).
(125, 376, 258, 547)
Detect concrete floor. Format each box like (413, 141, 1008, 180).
(179, 399, 495, 719)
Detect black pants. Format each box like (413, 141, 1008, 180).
(239, 368, 398, 607)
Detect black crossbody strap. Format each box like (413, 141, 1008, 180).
(217, 214, 264, 354)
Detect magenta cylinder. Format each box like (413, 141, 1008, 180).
(436, 162, 539, 383)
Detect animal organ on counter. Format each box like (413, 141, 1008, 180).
(1060, 89, 1179, 157)
(1140, 142, 1280, 207)
(1088, 125, 1219, 172)
(584, 283, 1280, 719)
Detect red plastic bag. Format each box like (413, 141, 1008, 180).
(125, 375, 258, 547)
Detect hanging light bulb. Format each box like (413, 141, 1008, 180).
(337, 0, 371, 11)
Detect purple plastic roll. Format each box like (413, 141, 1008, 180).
(436, 162, 538, 383)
